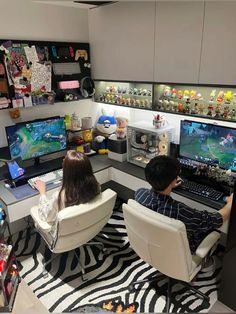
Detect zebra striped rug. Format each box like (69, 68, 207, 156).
(14, 207, 221, 313)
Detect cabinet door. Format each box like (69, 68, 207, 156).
(154, 1, 204, 83)
(199, 1, 236, 85)
(89, 2, 155, 81)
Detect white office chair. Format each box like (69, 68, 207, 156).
(122, 199, 221, 312)
(31, 188, 117, 280)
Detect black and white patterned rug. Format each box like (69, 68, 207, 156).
(13, 202, 221, 313)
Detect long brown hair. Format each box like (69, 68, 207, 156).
(57, 150, 100, 209)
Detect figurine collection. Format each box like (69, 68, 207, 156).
(95, 82, 236, 122)
(95, 84, 152, 109)
(156, 86, 236, 120)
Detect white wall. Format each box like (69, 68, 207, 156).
(0, 0, 90, 147)
(0, 0, 89, 42)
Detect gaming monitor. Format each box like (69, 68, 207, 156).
(179, 120, 236, 171)
(6, 117, 67, 164)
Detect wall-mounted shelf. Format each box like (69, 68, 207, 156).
(153, 83, 236, 123)
(0, 39, 91, 110)
(94, 80, 153, 110)
(94, 80, 236, 124)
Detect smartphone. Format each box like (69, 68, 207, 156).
(7, 160, 25, 180)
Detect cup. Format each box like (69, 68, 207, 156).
(83, 143, 91, 154)
(9, 108, 20, 119)
(81, 117, 92, 130)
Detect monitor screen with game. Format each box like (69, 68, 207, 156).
(179, 120, 236, 171)
(6, 117, 67, 164)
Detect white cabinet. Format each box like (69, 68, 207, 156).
(89, 2, 155, 81)
(199, 1, 236, 85)
(154, 1, 204, 83)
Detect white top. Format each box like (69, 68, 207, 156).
(38, 191, 65, 237)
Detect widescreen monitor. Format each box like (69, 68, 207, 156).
(179, 120, 236, 171)
(6, 117, 67, 162)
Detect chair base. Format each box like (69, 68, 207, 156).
(129, 275, 210, 312)
(42, 241, 105, 281)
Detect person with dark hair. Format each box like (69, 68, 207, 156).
(34, 150, 100, 237)
(135, 155, 233, 255)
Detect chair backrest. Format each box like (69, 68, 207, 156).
(53, 188, 117, 253)
(123, 199, 193, 282)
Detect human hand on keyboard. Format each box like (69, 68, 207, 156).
(33, 179, 46, 195)
(174, 176, 184, 188)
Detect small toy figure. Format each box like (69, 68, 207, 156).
(116, 116, 128, 139)
(192, 103, 199, 114)
(207, 103, 214, 116)
(177, 90, 183, 99)
(163, 86, 171, 97)
(142, 89, 147, 96)
(195, 93, 203, 101)
(224, 90, 233, 103)
(209, 89, 216, 101)
(229, 108, 236, 119)
(184, 99, 191, 113)
(138, 88, 143, 95)
(190, 90, 197, 99)
(222, 106, 230, 119)
(82, 129, 93, 142)
(177, 102, 184, 112)
(216, 90, 224, 103)
(183, 90, 190, 99)
(171, 88, 177, 98)
(153, 114, 166, 129)
(198, 103, 205, 115)
(214, 103, 222, 118)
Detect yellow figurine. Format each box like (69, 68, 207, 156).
(224, 90, 233, 103)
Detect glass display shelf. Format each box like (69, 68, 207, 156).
(94, 80, 153, 110)
(153, 83, 236, 123)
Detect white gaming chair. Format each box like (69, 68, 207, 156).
(31, 188, 117, 280)
(122, 199, 221, 312)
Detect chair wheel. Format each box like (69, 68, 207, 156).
(82, 275, 88, 282)
(43, 271, 48, 278)
(128, 284, 135, 293)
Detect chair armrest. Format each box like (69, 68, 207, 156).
(195, 231, 221, 258)
(30, 206, 52, 232)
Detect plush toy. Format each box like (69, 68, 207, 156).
(94, 110, 116, 154)
(116, 117, 128, 139)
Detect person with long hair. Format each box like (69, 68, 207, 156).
(34, 150, 100, 236)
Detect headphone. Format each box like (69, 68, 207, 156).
(80, 76, 95, 98)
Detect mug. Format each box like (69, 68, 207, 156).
(81, 117, 92, 130)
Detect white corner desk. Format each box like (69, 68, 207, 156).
(0, 154, 228, 235)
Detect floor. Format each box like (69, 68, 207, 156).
(12, 280, 234, 313)
(13, 280, 48, 314)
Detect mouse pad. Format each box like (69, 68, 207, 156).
(9, 184, 38, 199)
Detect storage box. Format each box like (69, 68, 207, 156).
(108, 137, 127, 162)
(127, 121, 174, 168)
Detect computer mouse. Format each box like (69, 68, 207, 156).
(4, 183, 10, 188)
(223, 196, 228, 202)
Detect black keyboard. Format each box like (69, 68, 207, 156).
(180, 179, 223, 201)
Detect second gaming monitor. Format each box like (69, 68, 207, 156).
(179, 120, 236, 171)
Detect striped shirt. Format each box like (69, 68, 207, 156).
(135, 188, 223, 254)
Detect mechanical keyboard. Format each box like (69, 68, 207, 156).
(179, 179, 223, 201)
(28, 169, 63, 188)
